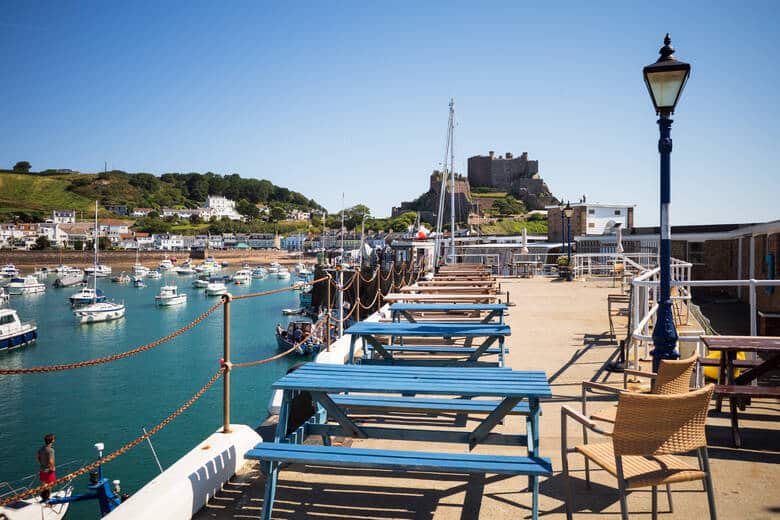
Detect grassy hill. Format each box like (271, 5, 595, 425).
(0, 171, 96, 219)
(478, 218, 548, 235)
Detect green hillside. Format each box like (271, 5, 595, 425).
(0, 172, 95, 219)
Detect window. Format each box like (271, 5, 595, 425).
(588, 209, 595, 215)
(614, 209, 622, 215)
(688, 242, 704, 264)
(588, 222, 595, 228)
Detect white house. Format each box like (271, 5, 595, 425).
(37, 223, 68, 247)
(155, 234, 185, 251)
(288, 209, 310, 222)
(131, 208, 153, 218)
(52, 209, 76, 224)
(204, 196, 242, 221)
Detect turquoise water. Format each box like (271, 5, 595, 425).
(0, 271, 301, 517)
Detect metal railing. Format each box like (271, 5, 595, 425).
(573, 252, 659, 278)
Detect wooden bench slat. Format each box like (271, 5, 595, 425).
(714, 384, 780, 398)
(381, 345, 507, 354)
(698, 357, 762, 367)
(330, 395, 531, 415)
(246, 443, 552, 476)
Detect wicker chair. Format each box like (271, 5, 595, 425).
(582, 355, 697, 425)
(561, 384, 717, 520)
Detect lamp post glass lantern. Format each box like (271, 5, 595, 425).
(645, 34, 690, 370)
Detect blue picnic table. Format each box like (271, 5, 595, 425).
(389, 302, 507, 324)
(345, 321, 511, 366)
(247, 363, 552, 520)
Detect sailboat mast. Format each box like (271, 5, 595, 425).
(433, 100, 454, 270)
(448, 99, 456, 263)
(93, 200, 98, 302)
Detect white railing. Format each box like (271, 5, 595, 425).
(573, 252, 659, 278)
(628, 264, 780, 385)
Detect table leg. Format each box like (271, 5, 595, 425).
(311, 391, 368, 438)
(348, 335, 357, 364)
(467, 335, 498, 362)
(263, 390, 292, 520)
(468, 397, 520, 449)
(364, 335, 393, 360)
(729, 396, 742, 448)
(716, 353, 727, 412)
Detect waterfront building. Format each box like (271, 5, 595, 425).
(154, 234, 185, 251)
(247, 234, 276, 249)
(546, 202, 635, 242)
(52, 209, 76, 224)
(36, 222, 68, 248)
(281, 233, 307, 251)
(288, 209, 310, 222)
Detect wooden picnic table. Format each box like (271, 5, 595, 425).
(701, 335, 780, 447)
(383, 292, 502, 304)
(251, 363, 552, 520)
(346, 321, 511, 366)
(399, 285, 497, 294)
(390, 303, 507, 324)
(419, 279, 497, 287)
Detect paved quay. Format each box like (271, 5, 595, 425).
(195, 277, 780, 519)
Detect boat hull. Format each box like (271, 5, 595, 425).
(74, 305, 125, 324)
(7, 286, 46, 295)
(156, 295, 187, 306)
(0, 327, 37, 351)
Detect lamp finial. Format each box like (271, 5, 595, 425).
(658, 34, 675, 62)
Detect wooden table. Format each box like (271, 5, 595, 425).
(346, 321, 511, 366)
(252, 363, 552, 520)
(383, 292, 502, 304)
(390, 303, 507, 324)
(418, 280, 497, 287)
(399, 285, 497, 294)
(701, 335, 780, 446)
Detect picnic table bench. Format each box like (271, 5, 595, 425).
(399, 285, 497, 294)
(383, 292, 502, 304)
(418, 279, 498, 287)
(247, 363, 552, 520)
(345, 321, 511, 366)
(390, 303, 507, 324)
(702, 335, 780, 447)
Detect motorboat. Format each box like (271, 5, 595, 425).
(275, 267, 291, 280)
(282, 307, 305, 315)
(0, 309, 37, 351)
(0, 479, 72, 519)
(267, 262, 280, 274)
(7, 276, 46, 296)
(155, 285, 187, 306)
(205, 280, 228, 297)
(54, 268, 85, 288)
(111, 272, 131, 283)
(132, 264, 150, 276)
(147, 270, 162, 279)
(192, 274, 210, 288)
(252, 267, 268, 279)
(0, 264, 19, 280)
(33, 267, 49, 279)
(174, 261, 196, 275)
(69, 287, 105, 306)
(159, 258, 174, 270)
(52, 264, 74, 275)
(233, 269, 251, 285)
(84, 264, 112, 278)
(132, 276, 146, 288)
(275, 320, 323, 356)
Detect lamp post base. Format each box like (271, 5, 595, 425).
(650, 301, 679, 372)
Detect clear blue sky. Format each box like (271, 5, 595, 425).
(2, 1, 777, 225)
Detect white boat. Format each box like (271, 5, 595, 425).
(159, 258, 174, 270)
(275, 268, 291, 279)
(192, 275, 210, 288)
(54, 270, 85, 288)
(0, 288, 7, 304)
(111, 272, 131, 284)
(282, 307, 305, 315)
(0, 264, 19, 279)
(205, 281, 228, 296)
(267, 262, 280, 274)
(84, 264, 112, 277)
(74, 301, 126, 324)
(0, 309, 37, 351)
(52, 264, 74, 275)
(252, 267, 267, 279)
(132, 276, 146, 288)
(147, 270, 162, 279)
(74, 201, 125, 324)
(298, 266, 313, 276)
(174, 262, 196, 275)
(33, 268, 49, 279)
(7, 276, 46, 296)
(132, 264, 150, 276)
(233, 269, 251, 285)
(69, 287, 105, 306)
(0, 484, 72, 519)
(155, 285, 187, 306)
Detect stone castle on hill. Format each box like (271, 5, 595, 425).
(391, 150, 557, 223)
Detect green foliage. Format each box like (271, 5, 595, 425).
(13, 161, 31, 173)
(236, 199, 259, 219)
(189, 213, 201, 225)
(32, 235, 51, 250)
(133, 216, 172, 234)
(269, 205, 286, 223)
(479, 218, 548, 236)
(557, 255, 570, 266)
(98, 237, 111, 250)
(73, 240, 84, 251)
(491, 195, 526, 216)
(0, 172, 95, 219)
(527, 213, 546, 222)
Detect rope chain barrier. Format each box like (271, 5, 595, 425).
(0, 367, 225, 507)
(232, 319, 326, 368)
(331, 299, 358, 323)
(233, 276, 328, 301)
(0, 300, 225, 375)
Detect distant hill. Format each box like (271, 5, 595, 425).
(0, 169, 323, 221)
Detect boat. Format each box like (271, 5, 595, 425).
(282, 307, 305, 315)
(7, 276, 46, 296)
(155, 285, 187, 306)
(69, 287, 105, 306)
(111, 272, 131, 283)
(159, 258, 174, 271)
(205, 280, 228, 296)
(252, 267, 267, 279)
(33, 267, 49, 279)
(0, 309, 37, 351)
(267, 262, 280, 274)
(0, 264, 19, 280)
(174, 261, 196, 275)
(0, 481, 72, 519)
(192, 274, 210, 288)
(147, 269, 162, 279)
(73, 202, 125, 324)
(275, 267, 291, 279)
(233, 269, 251, 285)
(275, 320, 324, 356)
(84, 264, 112, 278)
(0, 288, 7, 305)
(132, 248, 149, 276)
(54, 271, 86, 288)
(132, 276, 146, 288)
(52, 264, 74, 275)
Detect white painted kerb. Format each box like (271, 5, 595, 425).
(104, 425, 261, 520)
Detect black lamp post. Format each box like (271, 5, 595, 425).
(644, 34, 690, 371)
(564, 201, 574, 280)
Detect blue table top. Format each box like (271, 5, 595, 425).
(273, 363, 550, 398)
(345, 321, 511, 337)
(390, 303, 507, 311)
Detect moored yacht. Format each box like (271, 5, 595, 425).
(84, 264, 112, 278)
(74, 301, 126, 324)
(205, 280, 228, 296)
(155, 285, 187, 306)
(70, 287, 105, 307)
(267, 262, 280, 274)
(252, 267, 268, 279)
(192, 274, 210, 288)
(275, 267, 291, 279)
(159, 258, 174, 270)
(147, 269, 162, 279)
(0, 309, 37, 351)
(0, 264, 19, 280)
(233, 269, 251, 285)
(174, 261, 196, 275)
(7, 276, 46, 296)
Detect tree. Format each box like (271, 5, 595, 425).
(73, 240, 84, 251)
(189, 213, 201, 225)
(13, 161, 31, 173)
(236, 199, 260, 220)
(32, 235, 51, 250)
(269, 205, 286, 223)
(98, 237, 111, 250)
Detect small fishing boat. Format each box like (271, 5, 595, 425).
(0, 309, 37, 351)
(54, 269, 85, 288)
(69, 287, 105, 306)
(155, 285, 187, 306)
(205, 280, 228, 297)
(252, 267, 267, 279)
(7, 276, 46, 296)
(84, 264, 112, 278)
(282, 307, 305, 315)
(159, 258, 174, 271)
(111, 272, 131, 284)
(275, 267, 291, 279)
(233, 269, 251, 285)
(147, 269, 162, 279)
(275, 320, 323, 356)
(132, 276, 146, 288)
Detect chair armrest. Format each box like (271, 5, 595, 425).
(561, 406, 610, 435)
(582, 381, 624, 394)
(623, 369, 657, 379)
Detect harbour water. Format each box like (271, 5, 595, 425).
(0, 271, 300, 517)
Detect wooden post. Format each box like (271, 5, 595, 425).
(326, 275, 331, 350)
(222, 293, 232, 433)
(356, 269, 361, 322)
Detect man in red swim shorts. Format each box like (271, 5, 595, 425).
(37, 433, 56, 502)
